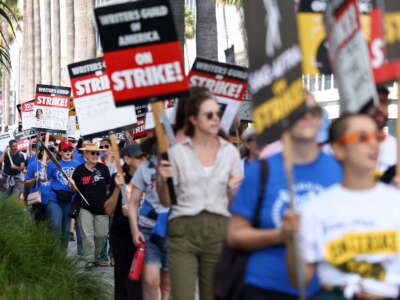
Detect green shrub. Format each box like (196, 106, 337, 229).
(0, 195, 110, 300)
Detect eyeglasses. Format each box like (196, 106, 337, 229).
(99, 145, 110, 149)
(304, 105, 322, 117)
(337, 130, 386, 145)
(204, 111, 222, 120)
(62, 148, 73, 153)
(89, 151, 100, 156)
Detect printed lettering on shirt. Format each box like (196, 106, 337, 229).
(56, 167, 75, 186)
(325, 230, 399, 280)
(272, 182, 324, 227)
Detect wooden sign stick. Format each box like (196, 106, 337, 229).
(396, 81, 400, 176)
(282, 132, 306, 300)
(110, 134, 129, 206)
(151, 101, 177, 204)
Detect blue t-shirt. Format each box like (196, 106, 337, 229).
(47, 159, 80, 202)
(74, 149, 86, 165)
(25, 159, 51, 205)
(26, 154, 36, 167)
(230, 152, 343, 295)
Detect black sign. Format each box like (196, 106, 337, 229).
(245, 0, 306, 144)
(385, 2, 400, 62)
(93, 0, 189, 107)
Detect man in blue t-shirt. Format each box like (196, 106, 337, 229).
(227, 94, 343, 299)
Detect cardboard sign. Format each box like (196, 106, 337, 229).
(188, 57, 248, 133)
(297, 0, 371, 75)
(0, 133, 12, 151)
(129, 103, 153, 139)
(245, 0, 306, 144)
(369, 5, 400, 84)
(21, 100, 36, 131)
(68, 57, 138, 138)
(93, 0, 189, 107)
(325, 0, 378, 113)
(32, 85, 71, 133)
(144, 99, 177, 130)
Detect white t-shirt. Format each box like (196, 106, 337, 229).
(378, 134, 396, 172)
(300, 183, 400, 298)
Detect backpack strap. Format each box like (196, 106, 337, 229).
(252, 159, 268, 228)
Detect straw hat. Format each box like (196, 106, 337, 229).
(79, 143, 104, 152)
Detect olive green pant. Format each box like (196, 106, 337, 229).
(167, 211, 228, 300)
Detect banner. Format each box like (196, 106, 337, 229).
(68, 57, 138, 138)
(189, 57, 248, 133)
(298, 0, 371, 75)
(245, 0, 306, 144)
(32, 85, 71, 133)
(325, 0, 378, 113)
(21, 100, 35, 132)
(93, 0, 189, 107)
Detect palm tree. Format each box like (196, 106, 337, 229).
(26, 0, 34, 99)
(1, 17, 9, 125)
(184, 5, 195, 67)
(65, 0, 74, 66)
(33, 0, 41, 86)
(75, 0, 96, 61)
(196, 0, 218, 60)
(52, 0, 61, 86)
(43, 0, 52, 85)
(170, 0, 185, 50)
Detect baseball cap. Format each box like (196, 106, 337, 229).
(122, 144, 144, 158)
(59, 140, 73, 150)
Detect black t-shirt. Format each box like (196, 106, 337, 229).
(4, 151, 25, 176)
(72, 162, 110, 215)
(110, 170, 133, 236)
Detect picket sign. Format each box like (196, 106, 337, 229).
(21, 100, 36, 131)
(32, 84, 71, 134)
(0, 133, 12, 151)
(93, 0, 189, 107)
(68, 57, 138, 139)
(244, 1, 307, 299)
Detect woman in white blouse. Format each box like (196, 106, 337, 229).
(157, 88, 243, 300)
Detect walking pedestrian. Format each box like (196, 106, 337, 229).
(128, 138, 170, 300)
(0, 140, 26, 197)
(105, 144, 146, 300)
(47, 140, 79, 248)
(157, 88, 243, 300)
(283, 113, 400, 300)
(72, 143, 110, 267)
(226, 93, 342, 299)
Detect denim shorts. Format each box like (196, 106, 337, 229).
(141, 228, 168, 271)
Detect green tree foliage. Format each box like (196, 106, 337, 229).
(0, 195, 110, 300)
(184, 5, 195, 40)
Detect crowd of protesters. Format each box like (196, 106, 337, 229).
(3, 84, 400, 300)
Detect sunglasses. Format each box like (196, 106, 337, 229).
(62, 148, 73, 153)
(304, 105, 322, 117)
(99, 145, 110, 149)
(89, 151, 100, 156)
(204, 111, 222, 120)
(337, 130, 386, 145)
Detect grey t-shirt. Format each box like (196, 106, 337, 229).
(131, 156, 169, 229)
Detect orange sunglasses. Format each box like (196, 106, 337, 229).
(337, 130, 386, 145)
